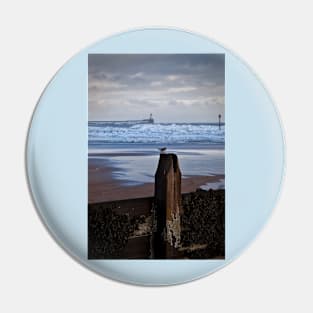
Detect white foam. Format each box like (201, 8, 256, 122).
(88, 123, 225, 144)
(200, 179, 225, 191)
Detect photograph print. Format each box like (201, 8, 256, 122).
(88, 54, 225, 259)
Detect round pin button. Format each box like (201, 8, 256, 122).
(26, 28, 284, 285)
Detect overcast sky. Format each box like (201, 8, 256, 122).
(88, 54, 224, 123)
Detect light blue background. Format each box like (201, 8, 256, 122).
(26, 28, 285, 286)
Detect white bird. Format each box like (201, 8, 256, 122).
(158, 147, 167, 154)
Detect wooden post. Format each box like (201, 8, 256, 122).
(218, 114, 221, 130)
(152, 153, 182, 258)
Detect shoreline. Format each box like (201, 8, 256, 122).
(88, 157, 224, 203)
(89, 142, 225, 153)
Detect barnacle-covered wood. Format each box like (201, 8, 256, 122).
(88, 188, 225, 259)
(88, 203, 151, 259)
(180, 189, 225, 258)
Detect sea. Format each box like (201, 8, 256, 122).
(88, 121, 225, 188)
(88, 121, 224, 145)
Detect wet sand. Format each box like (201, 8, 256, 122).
(89, 157, 224, 203)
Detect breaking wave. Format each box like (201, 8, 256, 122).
(88, 122, 225, 144)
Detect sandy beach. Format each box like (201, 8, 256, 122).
(88, 156, 224, 203)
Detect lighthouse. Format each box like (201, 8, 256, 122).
(149, 113, 154, 123)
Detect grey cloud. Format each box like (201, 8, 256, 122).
(89, 54, 224, 123)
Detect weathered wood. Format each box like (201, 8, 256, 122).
(88, 188, 225, 259)
(94, 197, 153, 218)
(153, 153, 182, 258)
(88, 198, 153, 259)
(120, 236, 151, 259)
